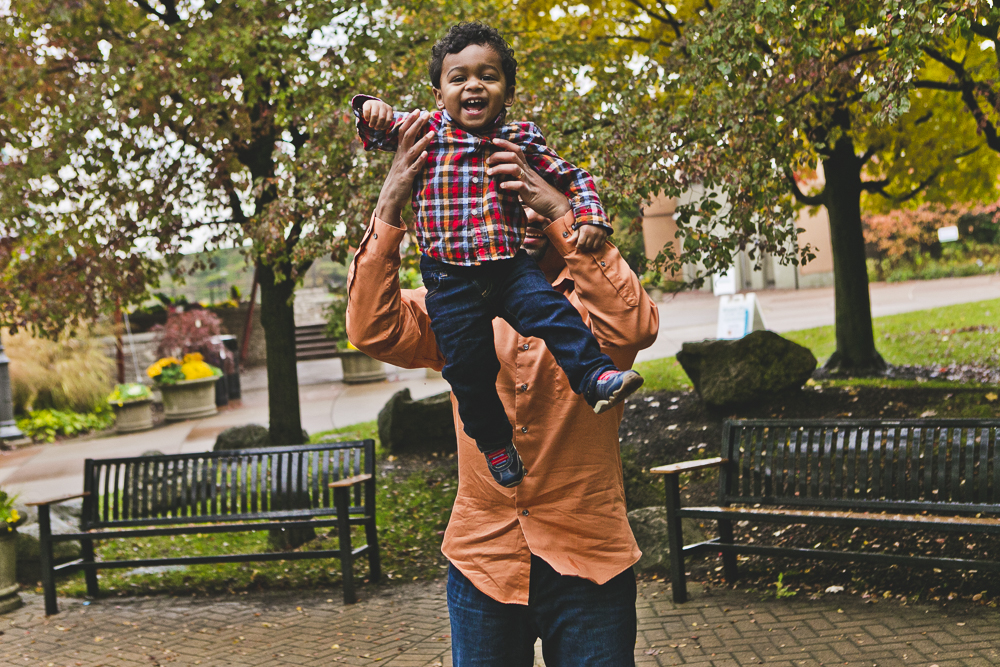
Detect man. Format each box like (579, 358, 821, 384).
(346, 109, 659, 666)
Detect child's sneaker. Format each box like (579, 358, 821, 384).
(484, 442, 526, 488)
(588, 369, 644, 414)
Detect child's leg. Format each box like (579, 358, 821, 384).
(496, 252, 642, 412)
(420, 256, 525, 486)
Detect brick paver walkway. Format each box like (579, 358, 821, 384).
(2, 580, 998, 666)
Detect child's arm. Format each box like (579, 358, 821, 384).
(351, 94, 408, 152)
(502, 123, 613, 250)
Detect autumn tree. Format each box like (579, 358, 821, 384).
(1, 1, 630, 441)
(567, 0, 997, 374)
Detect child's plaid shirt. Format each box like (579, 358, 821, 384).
(352, 95, 610, 266)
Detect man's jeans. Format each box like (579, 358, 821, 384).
(420, 252, 615, 451)
(447, 557, 637, 667)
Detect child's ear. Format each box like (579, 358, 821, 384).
(505, 85, 515, 107)
(432, 87, 446, 110)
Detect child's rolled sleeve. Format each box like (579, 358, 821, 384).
(351, 94, 405, 152)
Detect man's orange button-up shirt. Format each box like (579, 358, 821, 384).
(346, 209, 659, 605)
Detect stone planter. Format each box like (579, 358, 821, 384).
(340, 351, 386, 384)
(0, 531, 22, 614)
(113, 399, 154, 433)
(159, 376, 219, 421)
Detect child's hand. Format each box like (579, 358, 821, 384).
(575, 225, 607, 253)
(363, 99, 395, 131)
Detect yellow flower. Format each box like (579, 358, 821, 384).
(146, 357, 181, 378)
(180, 360, 215, 380)
(7, 509, 18, 523)
(183, 352, 204, 364)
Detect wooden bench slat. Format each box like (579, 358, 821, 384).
(329, 474, 373, 488)
(648, 458, 725, 475)
(682, 506, 1000, 527)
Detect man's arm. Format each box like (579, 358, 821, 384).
(345, 217, 444, 370)
(544, 212, 659, 353)
(346, 109, 444, 368)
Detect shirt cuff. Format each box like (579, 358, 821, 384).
(542, 209, 581, 257)
(366, 215, 408, 259)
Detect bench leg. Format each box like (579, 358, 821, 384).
(663, 474, 688, 603)
(80, 538, 100, 599)
(37, 506, 59, 616)
(718, 518, 738, 583)
(364, 515, 382, 584)
(334, 488, 356, 604)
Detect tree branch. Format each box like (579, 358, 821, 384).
(131, 0, 181, 25)
(922, 45, 1000, 153)
(913, 79, 963, 92)
(627, 0, 683, 40)
(784, 168, 825, 206)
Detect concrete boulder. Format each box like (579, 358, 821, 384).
(676, 330, 817, 407)
(378, 389, 456, 456)
(627, 506, 707, 573)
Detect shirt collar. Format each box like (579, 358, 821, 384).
(441, 107, 508, 135)
(552, 266, 574, 292)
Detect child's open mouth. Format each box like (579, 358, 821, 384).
(462, 98, 487, 115)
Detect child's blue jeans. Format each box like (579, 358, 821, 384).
(420, 251, 616, 452)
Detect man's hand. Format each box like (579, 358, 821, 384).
(487, 138, 571, 224)
(374, 110, 434, 227)
(363, 99, 395, 131)
(575, 225, 608, 253)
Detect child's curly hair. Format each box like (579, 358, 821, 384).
(429, 22, 517, 89)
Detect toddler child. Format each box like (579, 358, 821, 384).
(352, 21, 643, 488)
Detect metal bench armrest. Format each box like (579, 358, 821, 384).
(26, 492, 90, 507)
(649, 457, 727, 476)
(329, 474, 373, 489)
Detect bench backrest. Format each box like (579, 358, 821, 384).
(80, 440, 375, 529)
(721, 420, 1000, 514)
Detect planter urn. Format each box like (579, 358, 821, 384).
(113, 399, 155, 433)
(340, 350, 387, 384)
(0, 530, 22, 614)
(159, 376, 219, 421)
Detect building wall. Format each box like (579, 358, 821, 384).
(639, 192, 835, 290)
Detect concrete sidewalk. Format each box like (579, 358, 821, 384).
(2, 578, 998, 666)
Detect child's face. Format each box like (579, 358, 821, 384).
(433, 43, 514, 132)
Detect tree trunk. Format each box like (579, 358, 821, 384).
(258, 262, 305, 446)
(820, 126, 886, 375)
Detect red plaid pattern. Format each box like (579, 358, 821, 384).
(353, 94, 610, 266)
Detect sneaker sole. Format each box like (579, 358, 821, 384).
(593, 371, 644, 415)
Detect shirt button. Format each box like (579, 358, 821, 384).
(521, 383, 528, 392)
(522, 509, 529, 516)
(471, 176, 479, 183)
(600, 261, 606, 267)
(374, 233, 378, 239)
(562, 231, 569, 238)
(521, 426, 528, 433)
(522, 343, 529, 350)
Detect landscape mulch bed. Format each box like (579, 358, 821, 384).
(619, 367, 1000, 610)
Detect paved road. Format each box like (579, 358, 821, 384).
(2, 578, 998, 666)
(3, 274, 999, 503)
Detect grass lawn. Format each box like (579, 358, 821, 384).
(637, 297, 1000, 392)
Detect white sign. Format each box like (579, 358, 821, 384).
(712, 267, 737, 296)
(937, 225, 960, 243)
(717, 293, 767, 340)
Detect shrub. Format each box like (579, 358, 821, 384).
(16, 407, 115, 443)
(5, 329, 115, 414)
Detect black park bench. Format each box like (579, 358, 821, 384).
(651, 419, 1000, 603)
(28, 440, 380, 615)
